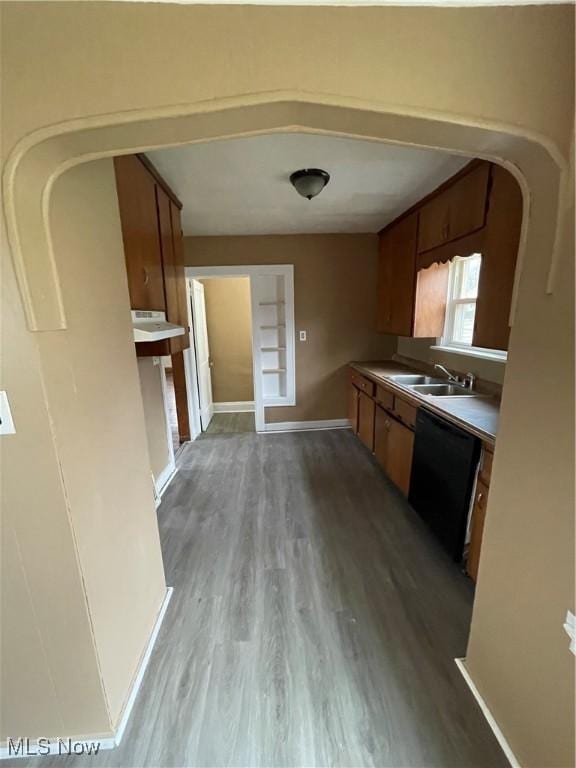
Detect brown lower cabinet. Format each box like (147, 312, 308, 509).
(348, 383, 359, 434)
(467, 479, 489, 582)
(358, 391, 375, 451)
(375, 405, 414, 495)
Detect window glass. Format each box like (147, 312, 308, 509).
(443, 254, 482, 347)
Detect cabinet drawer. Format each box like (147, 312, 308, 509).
(350, 370, 375, 397)
(375, 385, 394, 411)
(394, 397, 417, 429)
(479, 446, 493, 486)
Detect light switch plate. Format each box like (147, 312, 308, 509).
(299, 331, 307, 342)
(0, 392, 16, 435)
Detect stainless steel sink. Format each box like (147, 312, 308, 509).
(408, 383, 478, 397)
(389, 374, 446, 386)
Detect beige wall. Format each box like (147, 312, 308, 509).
(137, 358, 172, 482)
(2, 4, 574, 765)
(187, 236, 396, 422)
(397, 337, 506, 386)
(466, 152, 575, 768)
(200, 278, 254, 404)
(1, 159, 168, 737)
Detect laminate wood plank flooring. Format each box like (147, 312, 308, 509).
(203, 411, 255, 435)
(13, 430, 507, 768)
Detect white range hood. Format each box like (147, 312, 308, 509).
(131, 310, 185, 343)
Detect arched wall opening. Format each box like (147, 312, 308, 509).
(3, 95, 573, 764)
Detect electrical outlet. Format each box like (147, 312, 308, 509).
(299, 331, 307, 342)
(0, 392, 16, 435)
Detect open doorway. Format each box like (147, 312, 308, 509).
(190, 276, 256, 436)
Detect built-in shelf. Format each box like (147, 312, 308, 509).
(259, 300, 286, 306)
(262, 368, 287, 374)
(261, 346, 286, 352)
(260, 324, 286, 330)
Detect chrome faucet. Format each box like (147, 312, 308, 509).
(434, 364, 476, 390)
(434, 364, 461, 383)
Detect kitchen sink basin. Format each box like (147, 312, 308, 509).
(389, 374, 446, 386)
(409, 383, 478, 397)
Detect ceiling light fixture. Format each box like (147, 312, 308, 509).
(289, 168, 330, 200)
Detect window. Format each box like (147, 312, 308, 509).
(443, 254, 482, 347)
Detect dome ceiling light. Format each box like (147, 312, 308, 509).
(289, 168, 330, 200)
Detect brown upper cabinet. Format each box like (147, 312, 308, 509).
(376, 160, 522, 351)
(114, 155, 166, 312)
(377, 214, 418, 336)
(417, 163, 490, 253)
(377, 214, 448, 338)
(473, 165, 523, 350)
(114, 154, 190, 355)
(156, 187, 190, 354)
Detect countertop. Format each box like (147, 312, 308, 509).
(350, 360, 500, 446)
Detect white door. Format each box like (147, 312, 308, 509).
(191, 279, 213, 431)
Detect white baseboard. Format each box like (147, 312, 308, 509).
(1, 588, 174, 760)
(154, 463, 177, 508)
(455, 658, 521, 768)
(213, 401, 255, 413)
(113, 587, 173, 745)
(262, 419, 352, 434)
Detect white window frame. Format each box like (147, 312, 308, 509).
(442, 254, 481, 349)
(184, 265, 295, 435)
(437, 253, 507, 362)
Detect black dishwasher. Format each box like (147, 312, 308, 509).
(408, 409, 480, 562)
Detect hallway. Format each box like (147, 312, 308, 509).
(17, 430, 506, 767)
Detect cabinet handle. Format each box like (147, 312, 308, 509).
(477, 492, 484, 503)
(142, 267, 149, 286)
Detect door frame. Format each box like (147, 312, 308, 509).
(189, 278, 214, 431)
(185, 264, 295, 434)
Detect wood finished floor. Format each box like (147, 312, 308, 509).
(204, 411, 256, 435)
(18, 430, 507, 768)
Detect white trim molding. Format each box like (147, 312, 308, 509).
(185, 265, 296, 434)
(213, 401, 255, 413)
(154, 465, 178, 507)
(431, 344, 507, 362)
(455, 658, 521, 768)
(263, 419, 351, 433)
(1, 588, 174, 761)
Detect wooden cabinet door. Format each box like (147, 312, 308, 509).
(467, 479, 489, 582)
(418, 163, 490, 253)
(473, 165, 522, 351)
(374, 406, 389, 470)
(349, 384, 359, 434)
(156, 188, 190, 353)
(376, 213, 418, 335)
(413, 261, 449, 338)
(169, 202, 190, 345)
(386, 417, 415, 495)
(357, 391, 375, 451)
(114, 155, 165, 311)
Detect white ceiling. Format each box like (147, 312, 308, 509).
(148, 134, 470, 236)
